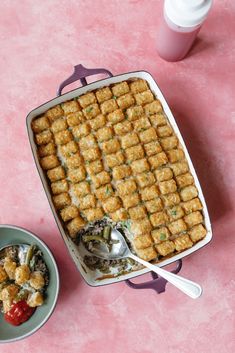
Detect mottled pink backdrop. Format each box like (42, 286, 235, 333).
(0, 0, 235, 352)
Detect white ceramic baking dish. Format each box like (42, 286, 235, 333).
(26, 64, 212, 288)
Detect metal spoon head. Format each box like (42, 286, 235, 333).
(0, 243, 30, 265)
(86, 229, 130, 260)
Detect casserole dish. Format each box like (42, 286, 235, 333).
(26, 64, 212, 287)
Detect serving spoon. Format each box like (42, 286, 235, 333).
(84, 229, 202, 299)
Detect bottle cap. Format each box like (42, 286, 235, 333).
(165, 0, 213, 28)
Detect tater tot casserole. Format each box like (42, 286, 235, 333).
(31, 77, 208, 275)
(0, 245, 49, 323)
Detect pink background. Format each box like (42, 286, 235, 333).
(0, 0, 235, 352)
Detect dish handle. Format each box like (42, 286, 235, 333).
(57, 64, 113, 96)
(125, 260, 182, 294)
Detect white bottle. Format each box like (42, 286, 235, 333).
(156, 0, 213, 62)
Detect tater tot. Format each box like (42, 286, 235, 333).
(113, 120, 132, 135)
(0, 265, 8, 283)
(0, 284, 19, 301)
(133, 234, 153, 250)
(29, 271, 45, 290)
(32, 115, 50, 133)
(72, 123, 91, 138)
(46, 105, 64, 122)
(15, 264, 30, 285)
(139, 127, 157, 144)
(91, 171, 111, 188)
(73, 181, 91, 197)
(126, 105, 144, 121)
(40, 155, 60, 170)
(117, 93, 135, 110)
(83, 103, 101, 119)
(156, 241, 175, 256)
(67, 217, 86, 238)
(167, 149, 185, 163)
(60, 205, 79, 222)
(100, 99, 118, 115)
(51, 179, 69, 195)
(2, 300, 12, 313)
(107, 109, 124, 124)
(129, 205, 147, 220)
(47, 166, 65, 182)
(35, 130, 53, 145)
(51, 118, 68, 133)
(54, 130, 73, 145)
(101, 139, 120, 154)
(67, 111, 85, 126)
(96, 86, 113, 103)
(4, 257, 16, 280)
(59, 141, 78, 157)
(109, 208, 128, 222)
(68, 166, 86, 183)
(66, 153, 83, 169)
(53, 192, 71, 210)
(79, 194, 97, 210)
(112, 81, 129, 97)
(135, 90, 154, 105)
(83, 208, 104, 222)
(144, 100, 162, 116)
(85, 160, 103, 175)
(89, 114, 106, 130)
(27, 292, 44, 307)
(157, 125, 173, 138)
(112, 165, 132, 180)
(102, 196, 122, 213)
(38, 142, 56, 157)
(78, 92, 97, 108)
(62, 100, 80, 114)
(149, 113, 167, 127)
(105, 151, 125, 168)
(135, 247, 157, 261)
(130, 79, 148, 94)
(82, 147, 101, 162)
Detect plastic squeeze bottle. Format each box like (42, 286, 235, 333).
(156, 0, 213, 62)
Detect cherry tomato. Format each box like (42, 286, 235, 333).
(4, 300, 36, 326)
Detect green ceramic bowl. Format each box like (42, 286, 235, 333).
(0, 225, 60, 343)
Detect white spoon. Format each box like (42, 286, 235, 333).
(86, 229, 202, 299)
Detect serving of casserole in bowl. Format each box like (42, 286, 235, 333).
(26, 65, 212, 286)
(0, 225, 59, 343)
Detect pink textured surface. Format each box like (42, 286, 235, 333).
(0, 0, 235, 352)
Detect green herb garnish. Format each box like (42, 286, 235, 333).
(113, 96, 117, 100)
(159, 233, 166, 241)
(105, 186, 110, 195)
(121, 220, 132, 232)
(171, 210, 177, 216)
(86, 106, 93, 113)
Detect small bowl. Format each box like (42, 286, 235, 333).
(0, 224, 60, 343)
